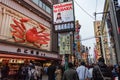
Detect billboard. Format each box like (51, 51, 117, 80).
(53, 1, 75, 32)
(0, 10, 51, 51)
(59, 33, 71, 54)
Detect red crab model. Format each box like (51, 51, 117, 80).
(10, 18, 50, 48)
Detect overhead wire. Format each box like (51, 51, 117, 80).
(80, 36, 96, 41)
(74, 0, 95, 20)
(95, 0, 98, 13)
(94, 0, 98, 20)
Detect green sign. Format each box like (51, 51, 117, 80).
(59, 33, 71, 54)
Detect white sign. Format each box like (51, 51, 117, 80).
(53, 1, 74, 24)
(0, 43, 59, 59)
(59, 33, 71, 54)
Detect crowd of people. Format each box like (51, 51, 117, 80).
(47, 57, 120, 80)
(0, 57, 120, 80)
(0, 60, 43, 80)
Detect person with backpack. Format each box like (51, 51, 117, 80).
(30, 65, 36, 80)
(93, 57, 112, 80)
(34, 64, 43, 80)
(20, 63, 29, 80)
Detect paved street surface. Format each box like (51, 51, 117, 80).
(4, 74, 48, 80)
(43, 74, 48, 80)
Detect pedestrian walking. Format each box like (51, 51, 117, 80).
(30, 65, 36, 80)
(1, 63, 10, 80)
(76, 61, 90, 80)
(35, 63, 43, 80)
(20, 63, 29, 80)
(88, 64, 94, 80)
(112, 64, 120, 80)
(17, 64, 24, 80)
(93, 57, 112, 80)
(47, 62, 56, 80)
(55, 65, 62, 80)
(62, 62, 79, 80)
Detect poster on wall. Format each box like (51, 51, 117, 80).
(53, 1, 75, 32)
(59, 33, 71, 54)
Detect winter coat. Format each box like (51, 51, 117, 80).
(93, 62, 112, 80)
(63, 68, 79, 80)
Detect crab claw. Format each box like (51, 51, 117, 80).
(20, 18, 29, 22)
(39, 24, 46, 30)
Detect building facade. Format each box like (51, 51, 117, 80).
(97, 0, 120, 64)
(0, 0, 60, 73)
(109, 0, 120, 63)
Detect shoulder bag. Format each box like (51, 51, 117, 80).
(97, 65, 111, 80)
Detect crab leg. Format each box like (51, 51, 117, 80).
(12, 36, 25, 43)
(38, 33, 50, 36)
(21, 22, 26, 30)
(33, 43, 41, 48)
(39, 24, 46, 33)
(37, 40, 48, 44)
(10, 24, 23, 35)
(11, 31, 24, 39)
(43, 37, 50, 41)
(20, 18, 29, 22)
(33, 40, 48, 48)
(13, 19, 25, 32)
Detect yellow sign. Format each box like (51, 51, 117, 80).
(77, 41, 80, 52)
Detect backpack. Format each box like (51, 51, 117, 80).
(97, 65, 112, 80)
(30, 69, 35, 80)
(21, 66, 28, 76)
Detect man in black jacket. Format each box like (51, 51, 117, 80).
(47, 62, 56, 80)
(93, 57, 112, 80)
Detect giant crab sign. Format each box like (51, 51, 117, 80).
(10, 18, 50, 48)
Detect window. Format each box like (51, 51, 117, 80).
(46, 6, 51, 14)
(32, 0, 39, 5)
(39, 0, 42, 8)
(59, 0, 64, 3)
(42, 3, 46, 10)
(32, 0, 51, 14)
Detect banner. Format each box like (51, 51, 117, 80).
(94, 21, 101, 36)
(53, 1, 74, 24)
(59, 33, 71, 54)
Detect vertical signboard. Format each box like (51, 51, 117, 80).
(114, 0, 120, 34)
(94, 21, 101, 37)
(94, 21, 102, 57)
(59, 33, 71, 54)
(53, 1, 75, 32)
